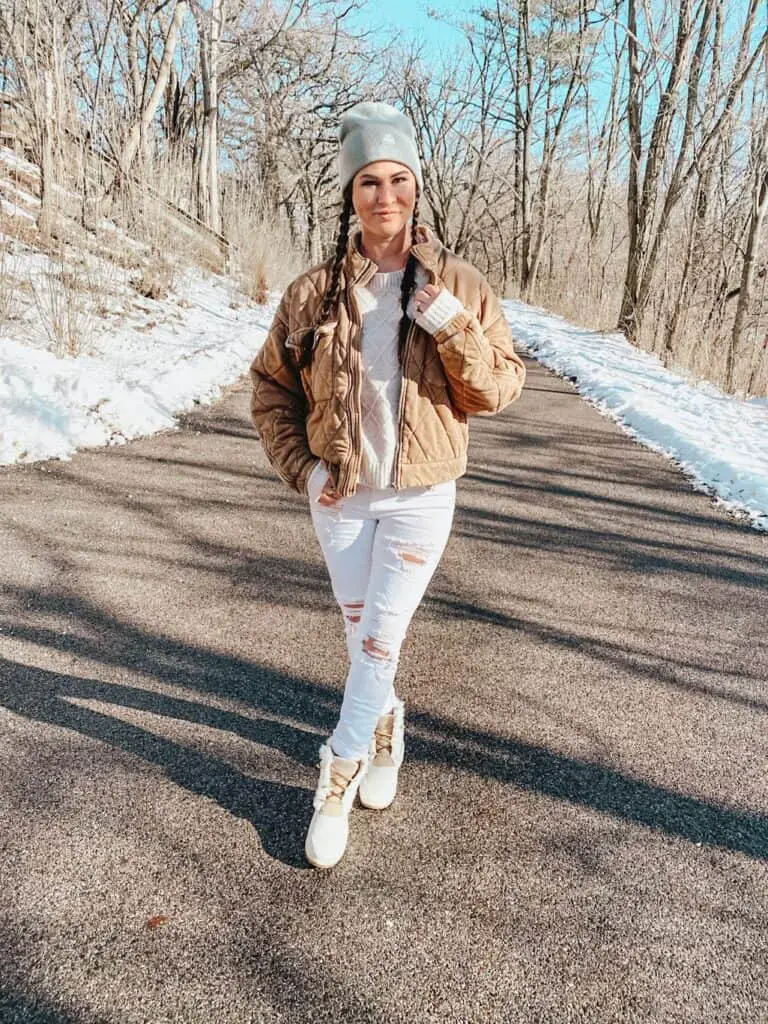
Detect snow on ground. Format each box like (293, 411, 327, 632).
(0, 149, 277, 465)
(0, 258, 277, 464)
(0, 197, 34, 221)
(504, 299, 768, 533)
(0, 148, 39, 175)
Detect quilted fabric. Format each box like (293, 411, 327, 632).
(249, 226, 525, 496)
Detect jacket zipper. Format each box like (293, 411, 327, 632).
(393, 319, 416, 490)
(339, 252, 436, 493)
(339, 275, 367, 495)
(393, 259, 438, 489)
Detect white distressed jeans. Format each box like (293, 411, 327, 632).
(308, 462, 456, 760)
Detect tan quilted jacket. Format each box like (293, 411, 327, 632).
(250, 226, 525, 496)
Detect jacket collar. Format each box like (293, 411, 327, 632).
(345, 225, 443, 285)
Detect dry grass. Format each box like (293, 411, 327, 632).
(0, 209, 39, 248)
(115, 155, 229, 275)
(30, 250, 92, 357)
(133, 252, 174, 300)
(3, 136, 299, 322)
(221, 183, 305, 304)
(243, 261, 269, 305)
(0, 161, 41, 200)
(0, 242, 19, 328)
(0, 138, 234, 357)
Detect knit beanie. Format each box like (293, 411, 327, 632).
(338, 102, 423, 193)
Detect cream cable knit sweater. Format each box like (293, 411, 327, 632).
(355, 268, 464, 489)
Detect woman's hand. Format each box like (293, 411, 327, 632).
(316, 476, 343, 507)
(413, 283, 441, 317)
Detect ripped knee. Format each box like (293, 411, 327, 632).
(362, 635, 392, 663)
(400, 551, 426, 565)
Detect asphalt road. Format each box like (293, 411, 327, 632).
(1, 354, 767, 1024)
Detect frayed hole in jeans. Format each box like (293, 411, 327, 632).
(396, 547, 430, 567)
(343, 601, 364, 625)
(362, 635, 392, 663)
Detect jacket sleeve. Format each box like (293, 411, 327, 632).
(249, 294, 318, 494)
(427, 281, 525, 415)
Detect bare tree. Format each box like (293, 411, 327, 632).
(618, 0, 767, 343)
(726, 106, 768, 392)
(223, 2, 370, 259)
(486, 0, 609, 300)
(192, 0, 222, 230)
(119, 0, 189, 178)
(397, 30, 514, 264)
(0, 0, 81, 236)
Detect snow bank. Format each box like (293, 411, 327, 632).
(0, 268, 276, 464)
(504, 299, 768, 532)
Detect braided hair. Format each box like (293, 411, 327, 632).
(298, 183, 421, 371)
(297, 184, 354, 371)
(397, 189, 421, 366)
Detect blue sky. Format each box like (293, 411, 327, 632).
(350, 0, 472, 57)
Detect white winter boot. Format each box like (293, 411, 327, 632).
(358, 699, 405, 810)
(305, 742, 367, 869)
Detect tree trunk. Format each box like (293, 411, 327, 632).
(726, 163, 768, 391)
(37, 67, 55, 238)
(207, 0, 223, 233)
(518, 0, 533, 298)
(120, 0, 188, 176)
(619, 0, 648, 339)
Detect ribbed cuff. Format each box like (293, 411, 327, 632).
(414, 288, 465, 335)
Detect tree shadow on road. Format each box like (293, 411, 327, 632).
(0, 653, 316, 869)
(2, 371, 767, 868)
(1, 587, 766, 864)
(423, 593, 768, 713)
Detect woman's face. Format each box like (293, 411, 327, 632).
(352, 161, 417, 243)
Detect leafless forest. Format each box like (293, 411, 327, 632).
(1, 0, 766, 394)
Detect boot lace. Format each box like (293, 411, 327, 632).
(327, 764, 354, 802)
(373, 715, 395, 757)
(315, 756, 358, 809)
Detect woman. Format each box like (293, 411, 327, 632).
(250, 102, 525, 869)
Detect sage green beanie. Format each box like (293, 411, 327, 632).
(338, 102, 423, 193)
